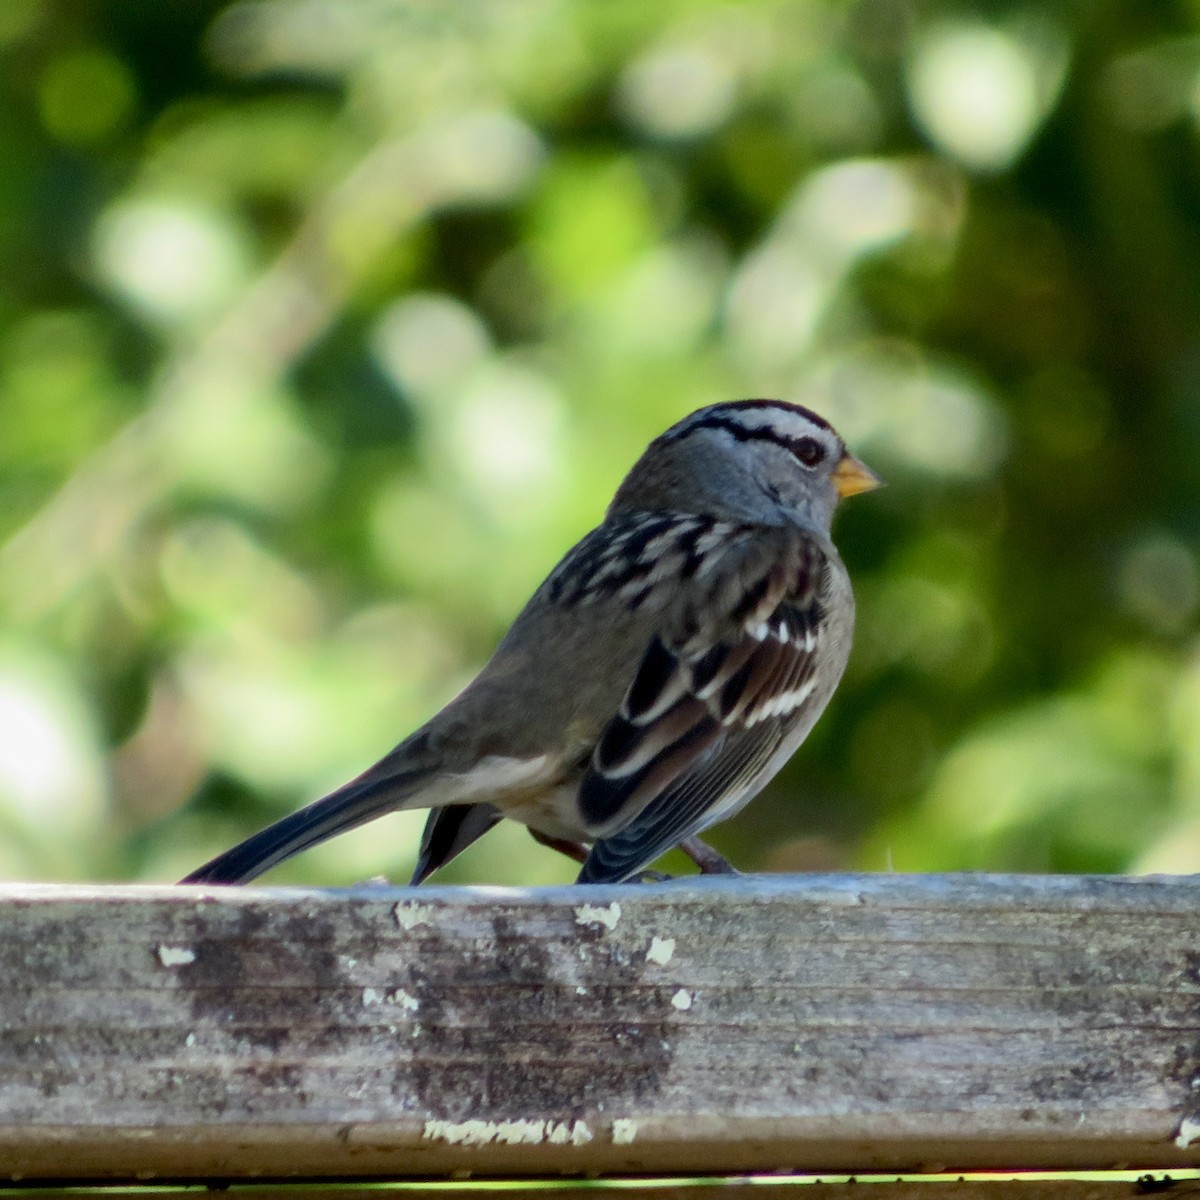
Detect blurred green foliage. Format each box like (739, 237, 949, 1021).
(1, 0, 1198, 885)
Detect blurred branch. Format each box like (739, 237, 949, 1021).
(0, 111, 539, 621)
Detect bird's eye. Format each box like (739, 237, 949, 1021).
(792, 436, 826, 467)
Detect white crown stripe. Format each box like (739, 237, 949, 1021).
(666, 399, 836, 441)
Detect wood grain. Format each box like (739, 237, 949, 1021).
(0, 874, 1198, 1182)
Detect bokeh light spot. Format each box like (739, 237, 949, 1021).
(93, 199, 248, 327)
(906, 22, 1062, 171)
(618, 45, 736, 139)
(821, 345, 1008, 481)
(371, 294, 491, 403)
(38, 48, 136, 144)
(798, 159, 917, 261)
(1118, 533, 1199, 636)
(452, 364, 565, 521)
(0, 648, 104, 839)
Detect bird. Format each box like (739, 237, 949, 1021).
(180, 399, 881, 887)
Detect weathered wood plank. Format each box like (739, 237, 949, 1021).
(0, 875, 1197, 1182)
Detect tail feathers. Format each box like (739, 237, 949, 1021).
(181, 767, 426, 885)
(410, 803, 502, 885)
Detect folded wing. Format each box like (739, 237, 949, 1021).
(576, 526, 831, 881)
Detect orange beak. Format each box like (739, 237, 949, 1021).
(832, 453, 884, 499)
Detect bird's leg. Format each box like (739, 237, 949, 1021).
(529, 829, 589, 863)
(679, 835, 739, 875)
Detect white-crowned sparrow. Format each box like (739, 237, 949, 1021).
(181, 399, 880, 886)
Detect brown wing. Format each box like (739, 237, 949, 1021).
(577, 525, 829, 841)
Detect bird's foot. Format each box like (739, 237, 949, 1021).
(679, 835, 740, 875)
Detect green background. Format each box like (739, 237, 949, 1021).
(0, 0, 1197, 885)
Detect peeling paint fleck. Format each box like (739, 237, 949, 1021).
(423, 1118, 592, 1147)
(156, 945, 195, 967)
(611, 1118, 638, 1144)
(1177, 1115, 1200, 1149)
(574, 901, 621, 931)
(646, 936, 675, 965)
(671, 988, 692, 1010)
(362, 987, 385, 1007)
(394, 901, 432, 930)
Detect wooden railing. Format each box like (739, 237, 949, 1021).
(1, 874, 1198, 1193)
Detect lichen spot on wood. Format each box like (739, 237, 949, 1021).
(1177, 1114, 1200, 1149)
(423, 1119, 592, 1147)
(362, 987, 419, 1012)
(394, 901, 432, 930)
(574, 901, 621, 931)
(646, 936, 675, 965)
(156, 944, 196, 967)
(611, 1119, 638, 1144)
